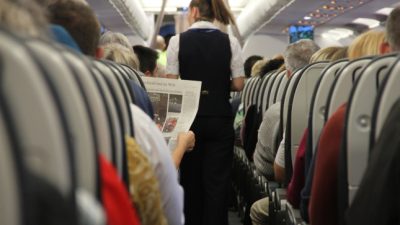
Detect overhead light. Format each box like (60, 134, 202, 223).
(304, 16, 312, 20)
(375, 7, 393, 16)
(352, 18, 380, 28)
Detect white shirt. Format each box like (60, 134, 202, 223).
(166, 21, 245, 78)
(130, 104, 184, 225)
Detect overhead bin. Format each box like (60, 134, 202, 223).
(88, 0, 151, 40)
(236, 0, 294, 40)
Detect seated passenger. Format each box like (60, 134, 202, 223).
(250, 39, 319, 225)
(133, 45, 159, 77)
(48, 1, 186, 224)
(309, 30, 385, 225)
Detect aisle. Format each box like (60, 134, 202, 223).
(229, 211, 243, 225)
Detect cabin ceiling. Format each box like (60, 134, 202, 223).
(88, 0, 399, 38)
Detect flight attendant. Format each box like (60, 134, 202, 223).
(166, 0, 245, 224)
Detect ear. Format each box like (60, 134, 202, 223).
(380, 42, 392, 55)
(188, 7, 199, 25)
(144, 71, 153, 77)
(95, 47, 104, 59)
(286, 70, 292, 78)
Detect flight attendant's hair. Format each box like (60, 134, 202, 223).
(189, 0, 236, 25)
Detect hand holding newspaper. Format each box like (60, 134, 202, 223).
(142, 77, 201, 151)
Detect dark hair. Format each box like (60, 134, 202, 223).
(260, 58, 285, 77)
(386, 7, 400, 51)
(48, 0, 100, 56)
(189, 0, 235, 25)
(133, 45, 159, 74)
(244, 55, 263, 78)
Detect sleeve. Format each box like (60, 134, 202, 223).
(166, 35, 180, 76)
(229, 35, 245, 79)
(274, 136, 286, 168)
(130, 104, 184, 225)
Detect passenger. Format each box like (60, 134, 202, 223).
(309, 46, 348, 63)
(346, 7, 400, 225)
(48, 0, 103, 58)
(259, 55, 285, 78)
(100, 31, 133, 49)
(103, 43, 140, 70)
(309, 30, 385, 225)
(274, 39, 320, 184)
(251, 58, 269, 77)
(250, 39, 319, 225)
(347, 30, 386, 60)
(165, 0, 245, 224)
(244, 55, 263, 78)
(48, 1, 185, 224)
(133, 45, 159, 77)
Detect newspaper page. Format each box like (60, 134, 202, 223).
(142, 77, 202, 151)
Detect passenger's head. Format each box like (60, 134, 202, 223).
(309, 46, 348, 63)
(99, 31, 132, 50)
(103, 43, 140, 70)
(251, 58, 268, 77)
(260, 56, 285, 77)
(48, 0, 101, 57)
(244, 55, 263, 78)
(284, 39, 320, 76)
(382, 7, 400, 53)
(347, 30, 385, 60)
(155, 35, 166, 51)
(0, 0, 48, 38)
(133, 45, 159, 76)
(188, 0, 235, 25)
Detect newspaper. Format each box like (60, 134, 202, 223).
(142, 77, 202, 150)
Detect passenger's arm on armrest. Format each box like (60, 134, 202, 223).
(274, 163, 285, 183)
(274, 138, 286, 183)
(231, 77, 244, 91)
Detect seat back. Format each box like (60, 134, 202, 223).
(275, 71, 289, 104)
(250, 76, 263, 108)
(269, 72, 284, 107)
(0, 30, 73, 197)
(326, 57, 373, 119)
(27, 40, 98, 195)
(258, 72, 273, 113)
(261, 72, 278, 114)
(309, 60, 348, 154)
(0, 108, 22, 225)
(372, 56, 400, 145)
(344, 54, 397, 204)
(285, 62, 328, 181)
(242, 77, 257, 111)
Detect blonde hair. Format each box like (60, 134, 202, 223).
(310, 46, 348, 63)
(103, 43, 140, 70)
(251, 58, 268, 77)
(100, 31, 132, 49)
(348, 30, 385, 60)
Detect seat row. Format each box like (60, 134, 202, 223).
(0, 28, 146, 225)
(233, 52, 400, 225)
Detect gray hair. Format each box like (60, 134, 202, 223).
(386, 7, 400, 51)
(284, 39, 320, 73)
(103, 43, 140, 70)
(100, 31, 132, 49)
(0, 0, 48, 38)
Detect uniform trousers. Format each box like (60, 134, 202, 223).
(180, 116, 234, 225)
